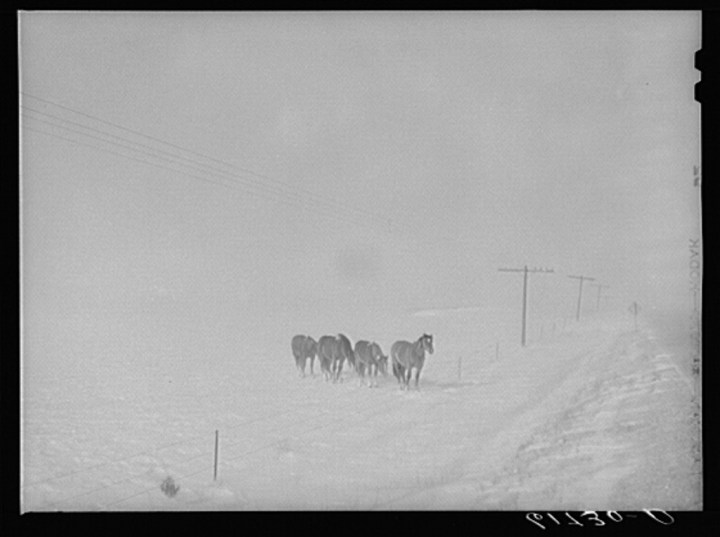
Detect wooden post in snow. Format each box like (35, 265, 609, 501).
(213, 430, 219, 481)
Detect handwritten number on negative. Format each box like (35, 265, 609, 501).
(643, 509, 674, 525)
(581, 511, 606, 526)
(564, 512, 584, 526)
(526, 510, 672, 530)
(526, 513, 546, 530)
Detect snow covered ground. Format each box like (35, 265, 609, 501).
(21, 312, 701, 511)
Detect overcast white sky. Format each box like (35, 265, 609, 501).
(20, 12, 700, 364)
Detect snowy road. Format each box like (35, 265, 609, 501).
(22, 317, 701, 511)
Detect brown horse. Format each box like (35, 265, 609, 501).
(291, 335, 317, 377)
(337, 333, 355, 380)
(354, 340, 388, 387)
(317, 334, 354, 382)
(390, 334, 434, 389)
(317, 335, 337, 381)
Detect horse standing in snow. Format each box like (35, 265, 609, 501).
(336, 333, 355, 381)
(391, 334, 434, 390)
(339, 333, 357, 374)
(317, 335, 337, 381)
(354, 340, 388, 387)
(317, 334, 354, 382)
(291, 335, 317, 377)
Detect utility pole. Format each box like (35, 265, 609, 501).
(498, 265, 554, 346)
(590, 283, 610, 311)
(568, 274, 595, 321)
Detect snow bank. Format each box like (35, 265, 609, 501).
(22, 312, 701, 511)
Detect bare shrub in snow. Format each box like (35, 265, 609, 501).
(160, 476, 180, 498)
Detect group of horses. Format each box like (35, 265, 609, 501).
(291, 333, 434, 389)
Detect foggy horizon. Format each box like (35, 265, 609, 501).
(21, 12, 700, 368)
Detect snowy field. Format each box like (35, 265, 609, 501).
(21, 312, 701, 512)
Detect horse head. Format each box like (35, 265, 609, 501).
(421, 333, 434, 355)
(371, 342, 389, 375)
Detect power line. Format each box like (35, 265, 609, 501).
(23, 124, 380, 239)
(26, 128, 418, 278)
(22, 105, 250, 178)
(22, 91, 245, 170)
(20, 93, 391, 229)
(21, 115, 377, 236)
(23, 124, 235, 192)
(24, 123, 424, 268)
(22, 106, 387, 228)
(21, 95, 431, 276)
(22, 112, 337, 213)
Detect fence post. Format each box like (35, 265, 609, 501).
(214, 430, 219, 481)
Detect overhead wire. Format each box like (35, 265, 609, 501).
(22, 106, 421, 261)
(22, 122, 385, 242)
(20, 93, 394, 228)
(22, 106, 387, 229)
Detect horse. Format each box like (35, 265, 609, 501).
(291, 335, 317, 377)
(317, 334, 353, 382)
(390, 334, 434, 389)
(354, 340, 388, 387)
(392, 360, 405, 384)
(336, 333, 355, 381)
(317, 335, 337, 381)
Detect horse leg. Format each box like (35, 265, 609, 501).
(332, 358, 342, 383)
(415, 367, 422, 389)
